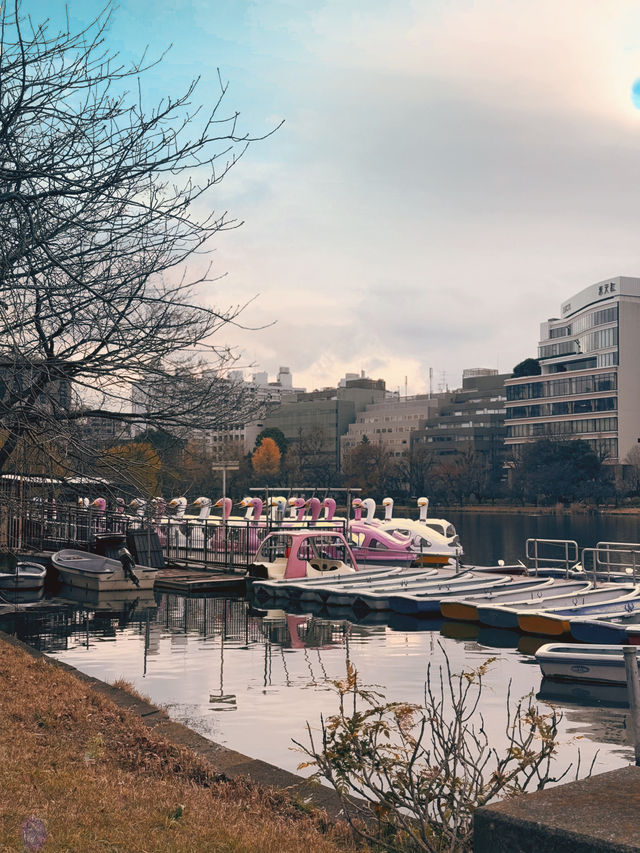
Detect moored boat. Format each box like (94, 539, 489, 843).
(246, 530, 358, 584)
(570, 610, 640, 645)
(476, 581, 593, 629)
(0, 555, 47, 591)
(52, 548, 158, 592)
(386, 574, 513, 616)
(535, 643, 640, 684)
(517, 585, 640, 636)
(440, 577, 556, 621)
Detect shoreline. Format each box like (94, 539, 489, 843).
(425, 505, 640, 516)
(0, 630, 356, 852)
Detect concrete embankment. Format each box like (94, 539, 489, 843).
(475, 766, 640, 852)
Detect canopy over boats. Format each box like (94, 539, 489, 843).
(247, 530, 358, 582)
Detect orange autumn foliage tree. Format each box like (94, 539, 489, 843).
(102, 442, 162, 497)
(252, 437, 281, 480)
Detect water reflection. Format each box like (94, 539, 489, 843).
(0, 591, 634, 776)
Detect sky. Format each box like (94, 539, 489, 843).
(27, 0, 640, 394)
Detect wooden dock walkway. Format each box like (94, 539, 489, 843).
(155, 565, 246, 595)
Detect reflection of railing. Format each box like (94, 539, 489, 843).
(526, 538, 579, 576)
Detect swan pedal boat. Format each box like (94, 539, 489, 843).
(536, 643, 640, 684)
(517, 584, 640, 636)
(52, 549, 158, 592)
(246, 530, 359, 590)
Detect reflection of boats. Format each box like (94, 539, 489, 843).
(56, 584, 158, 613)
(535, 643, 640, 684)
(537, 676, 630, 709)
(258, 609, 349, 649)
(440, 620, 479, 642)
(476, 626, 521, 649)
(517, 634, 551, 657)
(52, 549, 158, 592)
(387, 612, 444, 633)
(0, 587, 45, 606)
(0, 556, 47, 591)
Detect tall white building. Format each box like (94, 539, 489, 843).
(505, 275, 640, 463)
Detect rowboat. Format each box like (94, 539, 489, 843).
(52, 549, 158, 592)
(0, 560, 47, 591)
(569, 610, 640, 645)
(386, 574, 513, 616)
(517, 585, 640, 636)
(476, 581, 593, 629)
(250, 565, 399, 605)
(330, 571, 478, 612)
(535, 643, 640, 684)
(322, 567, 463, 607)
(439, 577, 556, 621)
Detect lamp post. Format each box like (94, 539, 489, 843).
(211, 461, 240, 503)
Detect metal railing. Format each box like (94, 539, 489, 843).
(0, 497, 353, 572)
(525, 538, 579, 577)
(580, 542, 640, 586)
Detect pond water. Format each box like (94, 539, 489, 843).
(3, 511, 639, 781)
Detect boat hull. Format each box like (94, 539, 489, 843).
(0, 562, 47, 591)
(52, 550, 157, 592)
(536, 643, 640, 684)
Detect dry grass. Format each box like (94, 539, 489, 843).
(110, 677, 152, 703)
(0, 638, 361, 852)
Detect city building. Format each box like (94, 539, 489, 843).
(262, 377, 387, 472)
(410, 369, 509, 465)
(504, 276, 640, 463)
(340, 395, 440, 463)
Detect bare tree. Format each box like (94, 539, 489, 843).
(0, 2, 274, 488)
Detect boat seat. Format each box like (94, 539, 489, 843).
(310, 562, 340, 572)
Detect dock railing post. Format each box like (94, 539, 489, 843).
(623, 645, 640, 766)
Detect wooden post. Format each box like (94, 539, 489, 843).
(623, 645, 640, 766)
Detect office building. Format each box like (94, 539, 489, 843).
(505, 275, 640, 463)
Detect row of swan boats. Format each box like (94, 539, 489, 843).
(79, 494, 463, 567)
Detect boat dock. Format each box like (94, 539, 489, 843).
(155, 565, 246, 595)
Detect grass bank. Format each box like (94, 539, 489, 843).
(0, 636, 359, 853)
